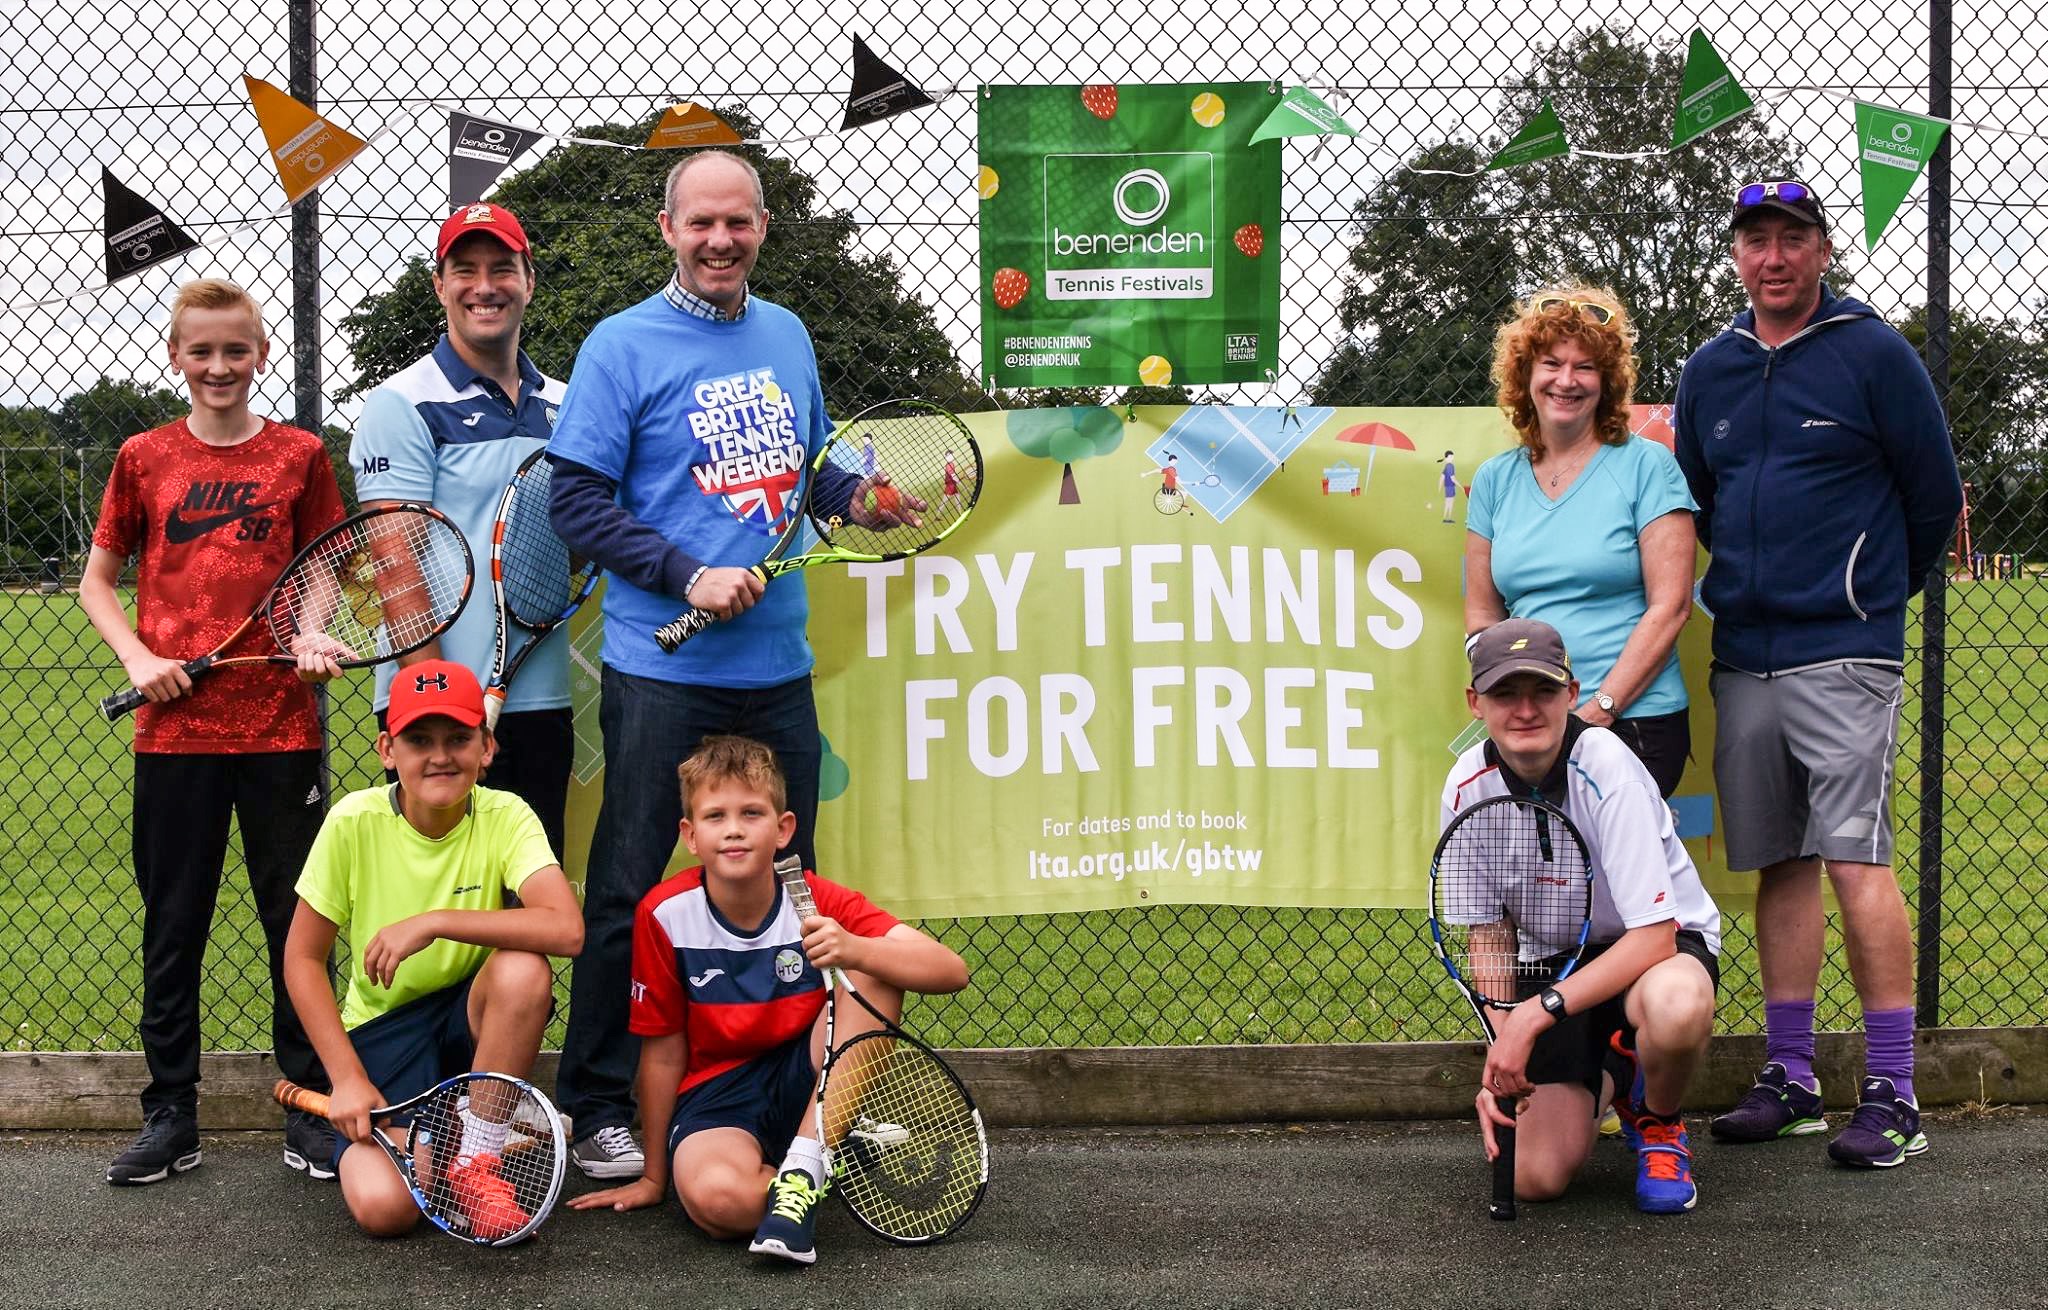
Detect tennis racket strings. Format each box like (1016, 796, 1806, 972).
(270, 507, 470, 661)
(1431, 799, 1593, 1002)
(819, 1032, 988, 1241)
(826, 403, 982, 556)
(409, 1077, 564, 1243)
(497, 455, 597, 628)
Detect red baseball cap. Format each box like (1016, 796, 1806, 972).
(435, 202, 530, 262)
(386, 659, 486, 734)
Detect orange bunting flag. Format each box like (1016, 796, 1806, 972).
(643, 102, 742, 149)
(244, 75, 373, 204)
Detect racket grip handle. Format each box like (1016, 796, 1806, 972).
(653, 606, 719, 653)
(98, 653, 215, 722)
(483, 688, 507, 731)
(273, 1078, 333, 1119)
(99, 686, 147, 720)
(1490, 1122, 1518, 1220)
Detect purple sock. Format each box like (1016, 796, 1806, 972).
(1764, 1000, 1818, 1090)
(1864, 1006, 1916, 1104)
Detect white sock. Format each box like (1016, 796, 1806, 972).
(459, 1106, 510, 1160)
(778, 1135, 825, 1183)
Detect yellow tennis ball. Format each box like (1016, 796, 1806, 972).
(1139, 355, 1173, 387)
(1191, 93, 1226, 127)
(761, 380, 783, 404)
(976, 165, 999, 200)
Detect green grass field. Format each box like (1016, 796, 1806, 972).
(3, 582, 2043, 1058)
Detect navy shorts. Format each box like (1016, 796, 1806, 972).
(666, 1036, 817, 1164)
(326, 980, 476, 1172)
(1524, 930, 1719, 1096)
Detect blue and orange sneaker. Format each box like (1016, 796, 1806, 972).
(1606, 1031, 1648, 1151)
(1827, 1077, 1928, 1168)
(1710, 1062, 1826, 1142)
(1633, 1115, 1698, 1213)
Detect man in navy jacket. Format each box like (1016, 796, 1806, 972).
(1674, 180, 1961, 1169)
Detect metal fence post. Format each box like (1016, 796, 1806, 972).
(288, 0, 321, 437)
(1916, 0, 1953, 1029)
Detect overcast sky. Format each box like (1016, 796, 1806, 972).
(2, 0, 2041, 420)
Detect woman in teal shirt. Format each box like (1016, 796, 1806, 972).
(1464, 287, 1697, 795)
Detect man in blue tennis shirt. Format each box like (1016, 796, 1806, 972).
(349, 203, 574, 865)
(1674, 180, 1962, 1168)
(546, 150, 888, 1181)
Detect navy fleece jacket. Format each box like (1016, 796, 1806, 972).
(1674, 287, 1962, 674)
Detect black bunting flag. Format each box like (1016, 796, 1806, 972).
(841, 36, 936, 130)
(102, 169, 201, 283)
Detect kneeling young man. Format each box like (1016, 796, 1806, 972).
(569, 735, 969, 1266)
(282, 660, 583, 1238)
(1449, 620, 1722, 1213)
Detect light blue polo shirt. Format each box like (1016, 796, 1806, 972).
(1466, 435, 1695, 716)
(350, 336, 569, 713)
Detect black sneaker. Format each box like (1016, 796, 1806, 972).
(107, 1107, 201, 1186)
(283, 1108, 337, 1180)
(749, 1167, 827, 1265)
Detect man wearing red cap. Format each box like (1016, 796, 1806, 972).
(348, 203, 575, 866)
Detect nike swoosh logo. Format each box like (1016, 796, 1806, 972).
(688, 968, 725, 988)
(163, 502, 273, 544)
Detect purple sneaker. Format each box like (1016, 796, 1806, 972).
(1710, 1062, 1825, 1143)
(1827, 1077, 1928, 1168)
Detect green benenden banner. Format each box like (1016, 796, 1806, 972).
(976, 83, 1283, 389)
(795, 404, 1738, 920)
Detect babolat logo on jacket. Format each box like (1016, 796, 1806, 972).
(1673, 287, 1964, 674)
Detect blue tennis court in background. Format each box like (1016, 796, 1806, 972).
(1148, 405, 1333, 522)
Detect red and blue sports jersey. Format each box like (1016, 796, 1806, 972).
(629, 867, 900, 1094)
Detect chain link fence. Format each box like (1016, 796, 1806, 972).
(4, 0, 2045, 1056)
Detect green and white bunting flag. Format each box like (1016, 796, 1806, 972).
(1487, 99, 1569, 170)
(1856, 101, 1949, 250)
(1247, 85, 1358, 144)
(1671, 30, 1754, 148)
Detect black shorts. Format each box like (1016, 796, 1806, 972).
(666, 1036, 817, 1164)
(1523, 930, 1719, 1096)
(1608, 707, 1692, 799)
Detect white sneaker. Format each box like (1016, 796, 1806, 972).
(570, 1124, 644, 1179)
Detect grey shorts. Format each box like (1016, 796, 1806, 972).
(1710, 662, 1903, 870)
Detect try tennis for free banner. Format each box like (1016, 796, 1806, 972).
(805, 404, 1735, 920)
(976, 83, 1282, 389)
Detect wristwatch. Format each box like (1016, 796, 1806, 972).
(1594, 692, 1617, 714)
(1537, 986, 1568, 1020)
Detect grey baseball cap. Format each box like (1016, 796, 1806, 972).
(1468, 618, 1573, 692)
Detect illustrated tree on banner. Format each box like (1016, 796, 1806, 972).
(1315, 26, 1813, 408)
(1005, 405, 1123, 504)
(340, 106, 978, 417)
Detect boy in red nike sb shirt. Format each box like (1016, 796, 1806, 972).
(79, 277, 347, 1187)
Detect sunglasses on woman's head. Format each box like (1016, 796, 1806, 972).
(1532, 295, 1615, 325)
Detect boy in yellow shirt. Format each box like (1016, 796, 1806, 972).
(282, 660, 582, 1237)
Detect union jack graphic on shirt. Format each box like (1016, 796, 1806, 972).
(721, 464, 804, 528)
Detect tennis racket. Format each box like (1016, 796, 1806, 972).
(776, 855, 989, 1244)
(483, 450, 600, 730)
(1427, 794, 1594, 1221)
(274, 1073, 566, 1246)
(653, 399, 983, 652)
(98, 503, 473, 720)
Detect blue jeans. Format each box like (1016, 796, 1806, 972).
(555, 665, 821, 1138)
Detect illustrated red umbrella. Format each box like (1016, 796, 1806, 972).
(1334, 421, 1415, 492)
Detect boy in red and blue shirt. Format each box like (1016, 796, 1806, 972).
(570, 735, 968, 1267)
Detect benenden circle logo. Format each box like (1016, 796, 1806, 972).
(1113, 168, 1170, 225)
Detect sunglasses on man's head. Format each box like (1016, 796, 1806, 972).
(1735, 180, 1812, 209)
(1532, 295, 1615, 325)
